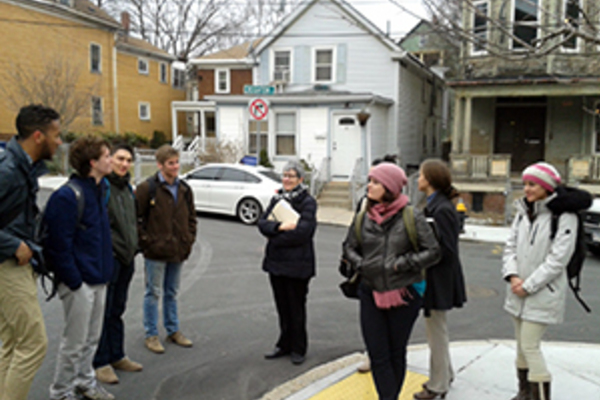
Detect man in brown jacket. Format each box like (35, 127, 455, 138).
(136, 145, 197, 354)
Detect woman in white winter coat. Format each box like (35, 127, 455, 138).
(502, 162, 590, 400)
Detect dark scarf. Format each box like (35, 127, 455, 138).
(106, 171, 131, 190)
(274, 183, 308, 203)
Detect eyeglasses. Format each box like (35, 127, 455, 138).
(282, 173, 298, 179)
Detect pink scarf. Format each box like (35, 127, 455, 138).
(373, 287, 413, 309)
(367, 194, 409, 225)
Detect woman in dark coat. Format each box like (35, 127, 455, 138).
(258, 161, 317, 366)
(343, 163, 441, 400)
(413, 159, 467, 400)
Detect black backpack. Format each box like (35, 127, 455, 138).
(550, 210, 591, 313)
(547, 186, 593, 313)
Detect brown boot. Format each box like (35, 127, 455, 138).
(95, 365, 119, 384)
(167, 331, 193, 347)
(510, 368, 531, 400)
(145, 336, 165, 354)
(112, 357, 143, 372)
(530, 381, 550, 400)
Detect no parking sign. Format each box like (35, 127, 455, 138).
(248, 98, 269, 121)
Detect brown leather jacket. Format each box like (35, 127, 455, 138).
(136, 173, 197, 262)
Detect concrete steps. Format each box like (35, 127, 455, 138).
(317, 181, 352, 210)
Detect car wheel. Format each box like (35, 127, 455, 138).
(237, 198, 262, 225)
(588, 244, 600, 257)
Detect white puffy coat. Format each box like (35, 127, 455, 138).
(502, 195, 577, 324)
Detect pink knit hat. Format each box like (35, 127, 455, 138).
(522, 162, 561, 192)
(368, 163, 408, 196)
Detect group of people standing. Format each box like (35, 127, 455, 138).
(0, 105, 580, 400)
(0, 105, 196, 400)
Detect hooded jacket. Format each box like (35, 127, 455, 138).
(343, 205, 441, 293)
(502, 187, 590, 324)
(0, 137, 48, 263)
(106, 172, 138, 266)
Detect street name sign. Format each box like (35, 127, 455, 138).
(244, 85, 275, 96)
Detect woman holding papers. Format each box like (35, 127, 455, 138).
(343, 163, 440, 400)
(258, 161, 317, 366)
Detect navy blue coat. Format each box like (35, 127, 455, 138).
(423, 193, 467, 315)
(0, 137, 48, 262)
(258, 188, 317, 280)
(43, 175, 114, 290)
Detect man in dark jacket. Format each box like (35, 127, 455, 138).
(136, 145, 197, 354)
(93, 144, 142, 384)
(45, 136, 115, 400)
(0, 104, 61, 400)
(258, 161, 317, 366)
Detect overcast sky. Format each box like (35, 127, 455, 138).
(348, 0, 428, 40)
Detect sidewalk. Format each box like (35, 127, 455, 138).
(259, 340, 600, 400)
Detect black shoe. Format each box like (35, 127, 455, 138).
(264, 347, 289, 359)
(290, 352, 305, 365)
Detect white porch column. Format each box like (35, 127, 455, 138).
(200, 110, 206, 152)
(451, 96, 463, 153)
(463, 97, 472, 154)
(171, 105, 178, 142)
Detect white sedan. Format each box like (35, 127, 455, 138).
(182, 163, 281, 225)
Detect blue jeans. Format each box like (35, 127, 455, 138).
(143, 259, 182, 338)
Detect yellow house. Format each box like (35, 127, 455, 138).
(0, 0, 185, 140)
(115, 35, 186, 139)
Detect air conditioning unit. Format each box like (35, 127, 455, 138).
(272, 80, 288, 93)
(273, 69, 290, 83)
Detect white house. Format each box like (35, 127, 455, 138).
(177, 0, 445, 185)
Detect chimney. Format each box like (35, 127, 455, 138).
(121, 12, 130, 35)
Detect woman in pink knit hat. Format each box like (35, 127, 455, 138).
(503, 162, 591, 400)
(343, 163, 441, 400)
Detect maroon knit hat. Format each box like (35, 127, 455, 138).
(368, 163, 408, 197)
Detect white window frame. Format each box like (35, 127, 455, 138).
(270, 48, 293, 83)
(91, 97, 103, 126)
(510, 0, 541, 50)
(139, 102, 151, 121)
(561, 0, 581, 52)
(214, 68, 230, 94)
(311, 46, 336, 84)
(138, 57, 149, 75)
(471, 1, 489, 56)
(159, 62, 168, 83)
(248, 119, 269, 155)
(90, 43, 101, 73)
(273, 111, 298, 158)
(173, 68, 185, 89)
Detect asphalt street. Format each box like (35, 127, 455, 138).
(26, 213, 600, 400)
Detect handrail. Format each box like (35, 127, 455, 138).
(310, 157, 330, 198)
(349, 157, 365, 211)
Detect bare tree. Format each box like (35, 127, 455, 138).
(421, 0, 600, 61)
(0, 56, 98, 132)
(102, 0, 300, 60)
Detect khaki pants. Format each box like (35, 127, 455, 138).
(0, 259, 48, 400)
(425, 310, 454, 393)
(513, 317, 551, 382)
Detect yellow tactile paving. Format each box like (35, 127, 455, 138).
(309, 370, 429, 400)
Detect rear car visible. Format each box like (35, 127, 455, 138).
(583, 198, 600, 256)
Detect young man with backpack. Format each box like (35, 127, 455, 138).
(44, 136, 115, 400)
(136, 144, 197, 354)
(93, 144, 143, 384)
(0, 104, 62, 400)
(502, 162, 591, 400)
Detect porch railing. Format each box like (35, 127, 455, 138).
(450, 153, 511, 180)
(310, 157, 331, 198)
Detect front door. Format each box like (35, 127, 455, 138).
(331, 115, 361, 179)
(495, 106, 546, 172)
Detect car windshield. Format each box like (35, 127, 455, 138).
(259, 170, 281, 183)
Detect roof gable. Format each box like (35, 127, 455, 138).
(254, 0, 400, 55)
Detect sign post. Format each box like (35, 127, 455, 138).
(248, 98, 270, 159)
